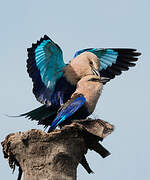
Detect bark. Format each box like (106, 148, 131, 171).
(1, 118, 114, 180)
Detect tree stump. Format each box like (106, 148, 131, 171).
(1, 119, 114, 180)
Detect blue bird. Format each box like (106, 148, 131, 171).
(21, 35, 141, 132)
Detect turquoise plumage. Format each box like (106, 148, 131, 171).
(27, 35, 66, 105)
(35, 39, 65, 88)
(74, 48, 140, 78)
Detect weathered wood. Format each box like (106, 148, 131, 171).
(1, 119, 114, 180)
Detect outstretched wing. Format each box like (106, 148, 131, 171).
(48, 94, 86, 132)
(27, 35, 66, 105)
(74, 48, 141, 80)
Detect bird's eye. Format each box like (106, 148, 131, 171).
(89, 61, 93, 65)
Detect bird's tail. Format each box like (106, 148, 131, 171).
(20, 105, 57, 129)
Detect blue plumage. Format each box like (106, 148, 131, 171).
(48, 95, 86, 132)
(50, 77, 76, 106)
(23, 35, 141, 132)
(27, 35, 66, 105)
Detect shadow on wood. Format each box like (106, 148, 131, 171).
(1, 118, 114, 180)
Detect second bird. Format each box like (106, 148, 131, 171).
(47, 75, 108, 132)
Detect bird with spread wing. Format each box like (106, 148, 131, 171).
(21, 35, 141, 132)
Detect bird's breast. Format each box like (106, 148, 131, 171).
(85, 87, 102, 113)
(76, 83, 103, 114)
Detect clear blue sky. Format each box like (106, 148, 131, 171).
(0, 0, 149, 179)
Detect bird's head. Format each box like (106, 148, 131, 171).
(78, 51, 100, 77)
(71, 51, 100, 76)
(64, 52, 101, 85)
(88, 55, 100, 77)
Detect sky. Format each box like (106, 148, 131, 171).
(0, 0, 150, 179)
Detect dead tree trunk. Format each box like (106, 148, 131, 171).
(1, 119, 114, 180)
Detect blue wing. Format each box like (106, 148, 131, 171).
(74, 48, 141, 80)
(27, 35, 66, 105)
(48, 94, 86, 132)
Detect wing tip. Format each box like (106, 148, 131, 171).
(27, 34, 50, 52)
(43, 34, 50, 40)
(114, 48, 142, 57)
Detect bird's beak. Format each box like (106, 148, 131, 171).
(100, 77, 110, 83)
(92, 68, 100, 76)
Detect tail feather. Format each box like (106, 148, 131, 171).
(21, 105, 53, 120)
(38, 113, 57, 128)
(20, 105, 57, 127)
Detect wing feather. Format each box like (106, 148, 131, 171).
(74, 48, 141, 82)
(48, 94, 86, 132)
(27, 35, 66, 105)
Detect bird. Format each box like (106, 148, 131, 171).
(47, 75, 108, 132)
(21, 35, 141, 131)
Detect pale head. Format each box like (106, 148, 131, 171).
(64, 52, 100, 85)
(73, 52, 100, 76)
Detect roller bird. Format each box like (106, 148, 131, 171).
(21, 35, 141, 131)
(47, 75, 107, 132)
